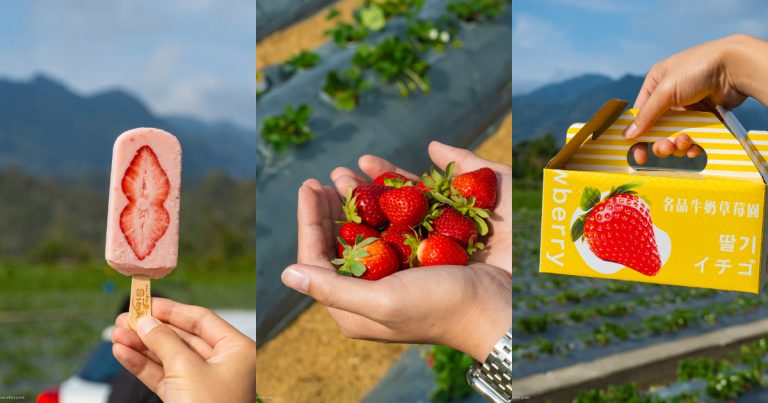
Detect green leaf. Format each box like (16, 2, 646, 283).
(608, 181, 643, 198)
(473, 216, 488, 236)
(326, 7, 341, 20)
(580, 187, 601, 211)
(350, 261, 367, 276)
(571, 216, 585, 242)
(360, 5, 386, 31)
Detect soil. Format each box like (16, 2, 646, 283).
(256, 303, 409, 402)
(475, 113, 512, 165)
(256, 0, 363, 70)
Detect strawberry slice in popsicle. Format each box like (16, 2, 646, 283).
(105, 128, 181, 329)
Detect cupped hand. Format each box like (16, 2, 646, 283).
(111, 298, 256, 403)
(281, 141, 511, 361)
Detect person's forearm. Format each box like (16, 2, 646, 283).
(725, 34, 768, 107)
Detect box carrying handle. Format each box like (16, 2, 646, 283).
(549, 99, 768, 182)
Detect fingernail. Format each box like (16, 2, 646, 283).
(282, 268, 310, 294)
(623, 122, 639, 139)
(138, 316, 159, 336)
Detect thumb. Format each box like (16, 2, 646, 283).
(136, 316, 201, 368)
(281, 264, 392, 322)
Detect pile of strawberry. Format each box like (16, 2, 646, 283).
(332, 162, 498, 280)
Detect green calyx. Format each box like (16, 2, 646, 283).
(571, 181, 643, 242)
(467, 237, 485, 256)
(421, 161, 455, 196)
(331, 235, 377, 277)
(403, 233, 421, 267)
(383, 177, 414, 188)
(340, 187, 362, 224)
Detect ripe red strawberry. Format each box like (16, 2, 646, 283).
(373, 172, 409, 187)
(381, 228, 417, 269)
(337, 222, 381, 257)
(342, 184, 388, 228)
(120, 146, 170, 260)
(452, 168, 497, 210)
(379, 186, 428, 227)
(332, 236, 399, 280)
(416, 234, 468, 266)
(571, 182, 661, 276)
(431, 207, 478, 247)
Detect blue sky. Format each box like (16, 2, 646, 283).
(0, 0, 255, 129)
(513, 0, 768, 95)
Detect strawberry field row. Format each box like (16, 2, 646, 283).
(513, 284, 768, 373)
(514, 286, 721, 335)
(565, 337, 768, 402)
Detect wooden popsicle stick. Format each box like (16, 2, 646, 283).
(129, 275, 152, 331)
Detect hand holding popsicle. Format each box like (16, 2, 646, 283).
(106, 128, 182, 329)
(111, 298, 257, 403)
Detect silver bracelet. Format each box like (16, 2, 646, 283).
(467, 328, 513, 403)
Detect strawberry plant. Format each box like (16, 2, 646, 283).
(259, 104, 314, 153)
(446, 0, 507, 22)
(364, 0, 425, 19)
(406, 19, 461, 53)
(352, 36, 430, 97)
(324, 7, 369, 46)
(281, 50, 320, 79)
(322, 68, 372, 111)
(425, 345, 474, 403)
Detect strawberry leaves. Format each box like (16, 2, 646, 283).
(332, 235, 377, 276)
(607, 181, 641, 198)
(571, 216, 586, 242)
(341, 187, 362, 224)
(580, 187, 601, 211)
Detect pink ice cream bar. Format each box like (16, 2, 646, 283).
(105, 128, 181, 278)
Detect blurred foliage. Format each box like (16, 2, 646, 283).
(0, 169, 255, 267)
(322, 68, 373, 111)
(259, 104, 314, 153)
(447, 0, 509, 22)
(511, 133, 559, 181)
(426, 346, 475, 402)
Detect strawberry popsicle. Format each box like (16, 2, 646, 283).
(105, 128, 181, 329)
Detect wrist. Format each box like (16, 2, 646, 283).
(722, 34, 767, 102)
(446, 272, 512, 361)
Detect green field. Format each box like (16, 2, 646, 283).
(0, 170, 256, 400)
(0, 259, 255, 399)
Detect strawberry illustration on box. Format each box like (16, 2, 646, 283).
(539, 99, 768, 293)
(570, 182, 663, 276)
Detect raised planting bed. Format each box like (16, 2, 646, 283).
(565, 336, 768, 402)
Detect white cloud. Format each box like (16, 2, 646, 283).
(1, 0, 256, 129)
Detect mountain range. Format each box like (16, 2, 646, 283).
(512, 74, 768, 144)
(0, 74, 255, 182)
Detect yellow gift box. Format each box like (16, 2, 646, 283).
(539, 99, 768, 293)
